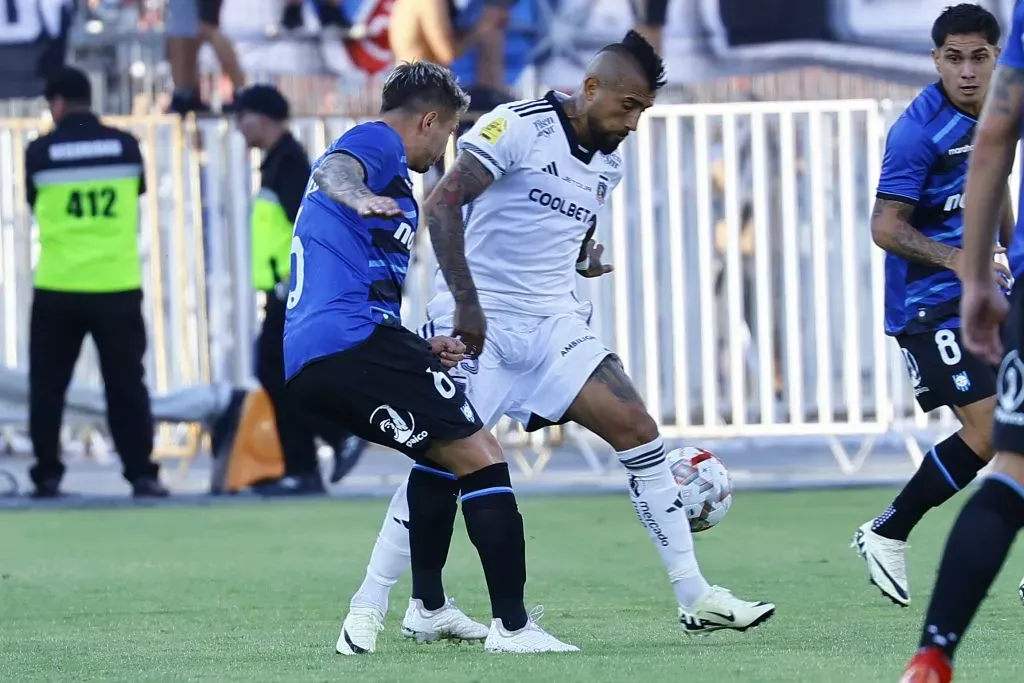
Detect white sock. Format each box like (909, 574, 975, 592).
(619, 437, 711, 608)
(349, 476, 412, 614)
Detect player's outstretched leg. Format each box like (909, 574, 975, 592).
(565, 356, 775, 634)
(432, 429, 577, 653)
(336, 480, 410, 654)
(853, 398, 992, 607)
(899, 468, 1024, 683)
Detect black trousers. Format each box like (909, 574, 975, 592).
(29, 289, 157, 486)
(256, 293, 320, 477)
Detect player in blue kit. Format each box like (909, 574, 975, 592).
(283, 61, 577, 655)
(852, 4, 1015, 609)
(900, 3, 1024, 680)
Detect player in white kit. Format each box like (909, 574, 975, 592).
(335, 32, 776, 655)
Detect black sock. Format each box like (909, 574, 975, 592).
(873, 433, 985, 541)
(919, 475, 1024, 659)
(407, 460, 459, 611)
(459, 463, 529, 632)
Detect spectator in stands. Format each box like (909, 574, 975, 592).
(166, 0, 246, 113)
(280, 0, 347, 31)
(630, 0, 669, 53)
(23, 67, 167, 499)
(389, 0, 510, 75)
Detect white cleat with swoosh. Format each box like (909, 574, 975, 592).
(678, 586, 776, 634)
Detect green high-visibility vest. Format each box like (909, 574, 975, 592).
(251, 188, 295, 291)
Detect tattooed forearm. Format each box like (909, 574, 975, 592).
(425, 152, 495, 304)
(986, 65, 1024, 117)
(589, 356, 644, 404)
(870, 198, 957, 268)
(312, 153, 373, 209)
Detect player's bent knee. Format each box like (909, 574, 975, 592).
(604, 405, 660, 451)
(429, 428, 504, 477)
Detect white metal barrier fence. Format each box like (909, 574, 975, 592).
(0, 101, 1009, 481)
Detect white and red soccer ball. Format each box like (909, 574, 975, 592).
(667, 446, 734, 533)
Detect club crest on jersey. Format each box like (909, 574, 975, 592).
(596, 179, 608, 206)
(480, 117, 507, 143)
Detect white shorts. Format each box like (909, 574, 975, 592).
(416, 307, 612, 430)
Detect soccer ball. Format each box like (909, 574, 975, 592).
(667, 446, 733, 533)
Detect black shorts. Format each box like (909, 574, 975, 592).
(896, 327, 997, 413)
(629, 0, 669, 26)
(286, 324, 484, 460)
(198, 0, 222, 26)
(994, 284, 1024, 453)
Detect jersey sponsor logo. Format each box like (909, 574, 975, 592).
(604, 153, 621, 169)
(561, 334, 596, 357)
(393, 221, 415, 250)
(942, 192, 965, 212)
(532, 115, 556, 138)
(947, 144, 973, 156)
(632, 500, 670, 547)
(49, 140, 123, 162)
(541, 161, 559, 176)
(460, 400, 476, 422)
(479, 117, 508, 144)
(528, 188, 594, 224)
(369, 404, 428, 446)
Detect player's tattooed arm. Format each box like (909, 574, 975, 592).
(424, 151, 496, 304)
(870, 198, 958, 269)
(312, 153, 374, 208)
(963, 64, 1024, 282)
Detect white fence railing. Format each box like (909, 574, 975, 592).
(0, 101, 1016, 480)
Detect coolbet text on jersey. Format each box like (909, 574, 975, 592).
(283, 121, 419, 380)
(877, 82, 977, 336)
(1001, 0, 1024, 274)
(427, 92, 624, 320)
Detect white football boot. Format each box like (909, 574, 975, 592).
(483, 607, 579, 653)
(1017, 574, 1024, 605)
(400, 597, 489, 643)
(679, 586, 776, 633)
(851, 521, 910, 607)
(335, 606, 384, 655)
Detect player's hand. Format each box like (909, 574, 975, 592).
(428, 335, 466, 369)
(950, 246, 1009, 282)
(353, 194, 403, 218)
(961, 278, 1010, 365)
(453, 302, 488, 358)
(577, 239, 614, 278)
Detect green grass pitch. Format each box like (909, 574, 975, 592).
(2, 488, 1023, 682)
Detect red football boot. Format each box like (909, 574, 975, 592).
(899, 647, 953, 683)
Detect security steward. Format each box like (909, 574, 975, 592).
(234, 85, 335, 496)
(23, 67, 167, 499)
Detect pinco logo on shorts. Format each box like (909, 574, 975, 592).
(369, 404, 428, 446)
(996, 350, 1024, 427)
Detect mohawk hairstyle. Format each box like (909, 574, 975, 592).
(598, 30, 668, 92)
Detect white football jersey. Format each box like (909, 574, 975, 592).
(428, 91, 624, 318)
